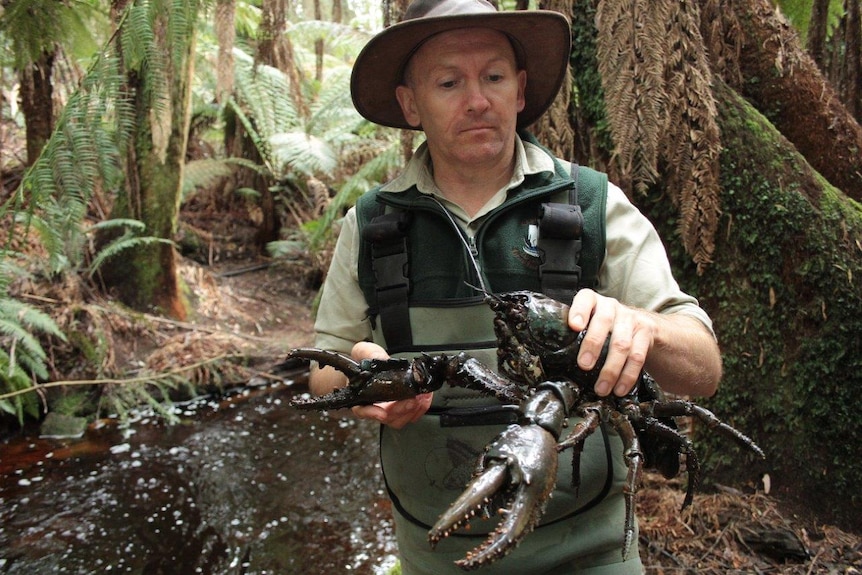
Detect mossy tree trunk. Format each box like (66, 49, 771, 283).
(714, 0, 862, 202)
(102, 0, 198, 320)
(570, 0, 862, 531)
(645, 80, 862, 532)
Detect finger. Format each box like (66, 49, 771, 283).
(578, 296, 615, 372)
(568, 289, 596, 332)
(352, 403, 388, 422)
(408, 393, 434, 423)
(355, 396, 431, 429)
(613, 333, 649, 396)
(352, 341, 389, 361)
(595, 325, 633, 396)
(390, 396, 431, 426)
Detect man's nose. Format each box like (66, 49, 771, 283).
(465, 81, 492, 113)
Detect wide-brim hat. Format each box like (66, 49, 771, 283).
(350, 0, 571, 130)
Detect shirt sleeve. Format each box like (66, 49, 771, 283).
(597, 183, 714, 334)
(312, 208, 374, 353)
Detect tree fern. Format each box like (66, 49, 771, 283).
(0, 0, 195, 420)
(307, 130, 408, 250)
(661, 0, 722, 269)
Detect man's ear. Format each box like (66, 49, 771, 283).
(516, 69, 527, 114)
(396, 85, 422, 128)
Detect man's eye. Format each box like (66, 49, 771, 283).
(488, 74, 504, 83)
(440, 80, 457, 89)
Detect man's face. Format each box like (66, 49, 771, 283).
(395, 28, 526, 168)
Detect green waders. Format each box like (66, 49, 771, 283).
(380, 406, 645, 574)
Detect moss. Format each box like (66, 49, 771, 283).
(569, 2, 615, 157)
(641, 81, 862, 531)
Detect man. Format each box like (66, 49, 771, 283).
(309, 0, 722, 572)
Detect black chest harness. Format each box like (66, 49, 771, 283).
(363, 163, 589, 348)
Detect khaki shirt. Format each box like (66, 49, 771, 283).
(314, 136, 713, 353)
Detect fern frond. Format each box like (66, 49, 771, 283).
(269, 132, 338, 177)
(308, 133, 406, 249)
(661, 0, 721, 270)
(0, 299, 65, 342)
(288, 19, 371, 63)
(233, 50, 299, 141)
(182, 158, 237, 200)
(0, 0, 69, 68)
(308, 66, 364, 138)
(0, 347, 40, 424)
(86, 232, 173, 278)
(596, 0, 669, 192)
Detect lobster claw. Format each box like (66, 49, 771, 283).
(428, 424, 559, 570)
(286, 348, 448, 410)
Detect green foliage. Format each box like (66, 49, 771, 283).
(0, 0, 103, 69)
(0, 255, 67, 423)
(568, 1, 614, 157)
(85, 219, 175, 278)
(226, 22, 410, 252)
(5, 48, 131, 273)
(776, 0, 845, 43)
(98, 376, 189, 425)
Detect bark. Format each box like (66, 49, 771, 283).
(532, 0, 575, 161)
(102, 0, 198, 320)
(714, 0, 862, 202)
(215, 0, 235, 105)
(18, 51, 55, 166)
(568, 0, 862, 531)
(254, 0, 291, 248)
(314, 0, 323, 83)
(845, 0, 861, 120)
(806, 0, 829, 68)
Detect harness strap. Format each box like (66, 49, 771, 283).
(362, 210, 413, 347)
(538, 163, 583, 304)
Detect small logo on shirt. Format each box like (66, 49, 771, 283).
(523, 224, 540, 257)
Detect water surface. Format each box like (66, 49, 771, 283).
(0, 380, 397, 574)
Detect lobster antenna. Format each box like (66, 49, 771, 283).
(463, 281, 495, 299)
(428, 196, 488, 293)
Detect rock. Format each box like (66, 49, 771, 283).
(39, 412, 87, 439)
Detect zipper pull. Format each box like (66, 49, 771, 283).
(468, 234, 481, 274)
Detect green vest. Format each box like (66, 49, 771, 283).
(355, 138, 607, 360)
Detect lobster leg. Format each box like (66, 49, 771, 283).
(608, 410, 644, 560)
(286, 348, 446, 410)
(557, 405, 603, 496)
(647, 400, 765, 459)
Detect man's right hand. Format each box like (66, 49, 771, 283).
(349, 341, 433, 429)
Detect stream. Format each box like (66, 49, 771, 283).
(0, 375, 398, 574)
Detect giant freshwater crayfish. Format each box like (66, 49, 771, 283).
(287, 291, 764, 570)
